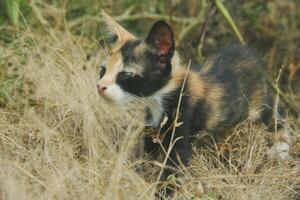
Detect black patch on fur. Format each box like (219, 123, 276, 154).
(117, 41, 172, 97)
(116, 70, 171, 97)
(191, 99, 210, 132)
(206, 46, 264, 130)
(120, 40, 141, 64)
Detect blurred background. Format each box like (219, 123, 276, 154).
(0, 0, 299, 111)
(0, 1, 299, 199)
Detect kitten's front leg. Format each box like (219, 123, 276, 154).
(159, 123, 192, 197)
(144, 107, 162, 159)
(160, 128, 192, 180)
(144, 134, 160, 159)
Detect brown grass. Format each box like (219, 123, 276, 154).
(0, 6, 300, 200)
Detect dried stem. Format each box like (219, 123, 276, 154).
(154, 60, 192, 189)
(197, 2, 217, 61)
(29, 0, 59, 43)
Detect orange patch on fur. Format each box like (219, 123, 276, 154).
(168, 67, 186, 91)
(205, 83, 224, 129)
(106, 52, 123, 74)
(133, 43, 147, 57)
(248, 86, 266, 120)
(187, 72, 205, 102)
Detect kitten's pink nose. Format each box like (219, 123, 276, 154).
(97, 85, 107, 93)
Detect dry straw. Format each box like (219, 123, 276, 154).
(0, 7, 299, 200)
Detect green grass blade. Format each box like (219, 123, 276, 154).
(215, 0, 245, 44)
(6, 0, 20, 26)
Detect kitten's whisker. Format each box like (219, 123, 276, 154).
(123, 92, 153, 107)
(119, 99, 143, 117)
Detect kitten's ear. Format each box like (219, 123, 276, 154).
(101, 10, 136, 43)
(145, 20, 175, 62)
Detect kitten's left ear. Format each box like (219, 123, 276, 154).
(101, 10, 136, 43)
(145, 20, 175, 62)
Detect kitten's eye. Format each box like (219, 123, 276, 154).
(99, 64, 106, 79)
(119, 71, 134, 78)
(118, 72, 135, 79)
(123, 72, 134, 77)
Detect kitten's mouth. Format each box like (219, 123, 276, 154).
(98, 92, 113, 101)
(97, 91, 123, 106)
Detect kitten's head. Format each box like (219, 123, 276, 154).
(97, 11, 175, 104)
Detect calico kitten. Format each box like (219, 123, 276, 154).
(97, 11, 286, 187)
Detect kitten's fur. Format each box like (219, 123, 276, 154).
(97, 11, 282, 185)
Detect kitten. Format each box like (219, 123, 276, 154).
(97, 11, 287, 187)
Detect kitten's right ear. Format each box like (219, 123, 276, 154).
(145, 20, 175, 62)
(101, 10, 136, 43)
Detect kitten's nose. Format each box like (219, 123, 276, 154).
(97, 85, 107, 93)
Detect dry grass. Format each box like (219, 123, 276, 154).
(0, 28, 152, 200)
(0, 5, 300, 200)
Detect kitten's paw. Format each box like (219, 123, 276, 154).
(267, 126, 292, 160)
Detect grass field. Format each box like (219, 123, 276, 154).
(0, 1, 300, 199)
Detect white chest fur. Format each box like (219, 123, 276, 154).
(145, 96, 164, 127)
